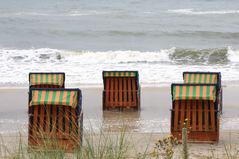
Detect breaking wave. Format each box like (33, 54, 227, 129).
(0, 10, 108, 18)
(0, 47, 239, 85)
(167, 9, 239, 15)
(1, 47, 237, 65)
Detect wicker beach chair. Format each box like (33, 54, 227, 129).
(28, 88, 83, 151)
(102, 71, 140, 110)
(183, 72, 222, 113)
(29, 72, 65, 88)
(171, 84, 219, 143)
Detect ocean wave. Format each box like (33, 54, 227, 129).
(0, 12, 50, 17)
(67, 10, 109, 16)
(1, 47, 239, 85)
(167, 9, 239, 15)
(0, 10, 107, 17)
(228, 46, 239, 63)
(63, 47, 237, 65)
(164, 31, 239, 39)
(2, 9, 239, 17)
(57, 30, 239, 39)
(170, 48, 229, 64)
(0, 47, 238, 66)
(54, 49, 174, 64)
(0, 48, 64, 63)
(108, 30, 147, 36)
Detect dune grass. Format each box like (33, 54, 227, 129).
(1, 125, 136, 159)
(0, 127, 239, 159)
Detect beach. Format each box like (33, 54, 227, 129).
(0, 85, 239, 158)
(0, 0, 239, 158)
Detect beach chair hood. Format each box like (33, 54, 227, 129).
(29, 72, 65, 87)
(102, 71, 139, 89)
(183, 72, 220, 85)
(172, 84, 217, 102)
(29, 89, 80, 108)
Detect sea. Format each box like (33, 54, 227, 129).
(0, 0, 239, 86)
(1, 0, 239, 135)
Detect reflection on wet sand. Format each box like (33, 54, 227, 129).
(0, 86, 238, 135)
(102, 111, 141, 132)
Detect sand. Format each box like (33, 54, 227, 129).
(0, 85, 239, 158)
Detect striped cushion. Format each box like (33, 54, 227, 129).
(184, 73, 218, 84)
(30, 90, 78, 108)
(30, 73, 64, 87)
(103, 71, 137, 77)
(172, 85, 216, 102)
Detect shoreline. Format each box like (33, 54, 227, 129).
(0, 85, 239, 134)
(1, 80, 239, 89)
(0, 85, 239, 158)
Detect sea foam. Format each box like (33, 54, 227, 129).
(1, 47, 239, 86)
(167, 9, 239, 15)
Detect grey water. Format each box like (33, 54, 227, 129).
(1, 0, 239, 134)
(0, 0, 239, 50)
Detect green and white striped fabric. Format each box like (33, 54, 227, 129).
(30, 89, 78, 108)
(29, 73, 64, 87)
(172, 85, 216, 102)
(183, 73, 218, 84)
(103, 71, 138, 77)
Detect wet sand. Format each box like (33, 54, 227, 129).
(0, 85, 239, 158)
(0, 85, 238, 133)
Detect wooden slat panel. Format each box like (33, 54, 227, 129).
(28, 108, 33, 144)
(128, 78, 132, 106)
(192, 101, 197, 131)
(198, 100, 203, 131)
(105, 79, 110, 107)
(186, 100, 191, 128)
(65, 107, 70, 139)
(119, 78, 123, 107)
(39, 105, 45, 134)
(58, 106, 63, 138)
(132, 78, 136, 107)
(71, 109, 77, 138)
(68, 108, 72, 136)
(45, 105, 51, 135)
(210, 101, 216, 131)
(123, 78, 127, 107)
(174, 101, 179, 131)
(32, 105, 39, 138)
(52, 106, 57, 133)
(204, 100, 209, 131)
(79, 112, 83, 142)
(29, 104, 81, 151)
(180, 100, 185, 130)
(110, 78, 114, 107)
(114, 78, 118, 106)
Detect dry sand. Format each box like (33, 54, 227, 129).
(0, 85, 239, 158)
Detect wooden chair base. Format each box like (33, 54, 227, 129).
(103, 105, 139, 111)
(28, 105, 82, 152)
(172, 131, 219, 143)
(171, 99, 219, 143)
(103, 91, 140, 111)
(28, 137, 81, 152)
(102, 75, 140, 111)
